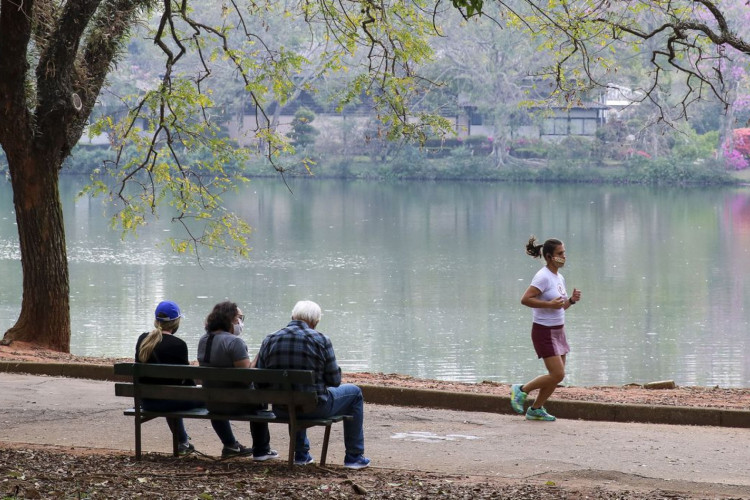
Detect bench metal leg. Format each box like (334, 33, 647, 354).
(286, 422, 296, 468)
(135, 418, 142, 461)
(172, 427, 179, 457)
(319, 425, 332, 467)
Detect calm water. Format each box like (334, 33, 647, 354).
(1, 176, 749, 387)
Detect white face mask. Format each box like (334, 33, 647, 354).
(233, 320, 244, 336)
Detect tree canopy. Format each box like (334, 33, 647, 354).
(475, 0, 750, 117)
(0, 0, 451, 351)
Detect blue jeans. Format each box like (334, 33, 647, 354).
(277, 384, 365, 458)
(141, 399, 202, 444)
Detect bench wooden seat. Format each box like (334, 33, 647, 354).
(114, 363, 351, 467)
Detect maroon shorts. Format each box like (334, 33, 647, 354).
(531, 322, 570, 359)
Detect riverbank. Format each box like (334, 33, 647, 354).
(60, 143, 738, 186)
(241, 154, 737, 186)
(2, 340, 748, 411)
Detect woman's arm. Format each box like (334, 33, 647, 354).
(230, 337, 251, 368)
(233, 358, 251, 368)
(521, 285, 565, 309)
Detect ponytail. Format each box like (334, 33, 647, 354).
(138, 324, 163, 363)
(525, 236, 543, 258)
(137, 317, 180, 362)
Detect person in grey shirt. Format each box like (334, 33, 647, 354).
(197, 300, 278, 461)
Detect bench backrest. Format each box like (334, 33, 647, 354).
(114, 363, 318, 411)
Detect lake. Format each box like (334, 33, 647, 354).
(1, 176, 748, 387)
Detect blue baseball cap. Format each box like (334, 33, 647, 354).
(155, 301, 181, 321)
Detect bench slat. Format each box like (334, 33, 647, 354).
(114, 363, 315, 385)
(122, 407, 350, 426)
(115, 383, 318, 408)
(123, 407, 276, 421)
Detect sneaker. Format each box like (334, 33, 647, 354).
(177, 442, 195, 456)
(253, 449, 280, 461)
(294, 452, 315, 465)
(344, 454, 371, 470)
(221, 442, 253, 458)
(510, 384, 527, 414)
(526, 406, 556, 421)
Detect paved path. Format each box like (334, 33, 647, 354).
(1, 373, 749, 497)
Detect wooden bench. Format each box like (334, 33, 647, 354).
(113, 363, 351, 467)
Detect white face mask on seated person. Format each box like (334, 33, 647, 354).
(233, 319, 244, 336)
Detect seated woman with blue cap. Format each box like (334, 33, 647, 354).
(135, 300, 202, 455)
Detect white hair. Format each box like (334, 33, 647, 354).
(291, 300, 321, 326)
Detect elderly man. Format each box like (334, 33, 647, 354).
(257, 300, 370, 469)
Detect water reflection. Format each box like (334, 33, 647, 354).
(0, 177, 748, 387)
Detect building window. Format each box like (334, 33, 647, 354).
(584, 119, 597, 135)
(554, 118, 568, 135)
(569, 118, 584, 135)
(469, 108, 483, 126)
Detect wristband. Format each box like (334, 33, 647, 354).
(568, 298, 576, 305)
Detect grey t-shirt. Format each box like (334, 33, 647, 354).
(197, 330, 249, 367)
(196, 331, 252, 413)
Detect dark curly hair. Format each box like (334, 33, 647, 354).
(205, 301, 238, 333)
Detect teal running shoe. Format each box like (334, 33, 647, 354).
(525, 406, 556, 421)
(510, 384, 527, 414)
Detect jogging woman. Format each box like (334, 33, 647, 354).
(510, 237, 582, 421)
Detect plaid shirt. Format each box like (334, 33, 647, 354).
(257, 320, 342, 403)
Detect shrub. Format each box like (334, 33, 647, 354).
(624, 156, 732, 185)
(734, 128, 750, 158)
(287, 107, 319, 149)
(671, 129, 718, 162)
(509, 138, 548, 159)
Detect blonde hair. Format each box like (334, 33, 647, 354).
(137, 318, 180, 362)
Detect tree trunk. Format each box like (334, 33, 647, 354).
(491, 125, 509, 167)
(718, 82, 739, 167)
(3, 153, 70, 352)
(1, 0, 150, 353)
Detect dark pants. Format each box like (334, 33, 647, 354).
(141, 399, 203, 444)
(208, 404, 272, 453)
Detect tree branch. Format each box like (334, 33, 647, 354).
(0, 0, 34, 151)
(35, 0, 102, 147)
(75, 0, 152, 154)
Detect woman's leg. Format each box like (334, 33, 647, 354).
(524, 355, 566, 408)
(249, 422, 271, 453)
(142, 400, 200, 444)
(210, 420, 237, 446)
(165, 417, 189, 443)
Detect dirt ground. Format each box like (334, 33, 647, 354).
(1, 340, 749, 499)
(1, 443, 713, 500)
